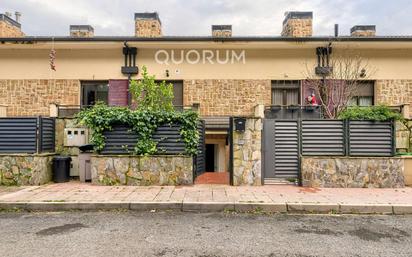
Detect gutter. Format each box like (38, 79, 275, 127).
(1, 36, 412, 43)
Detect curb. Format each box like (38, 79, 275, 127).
(0, 202, 411, 214)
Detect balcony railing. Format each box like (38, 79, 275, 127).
(264, 105, 323, 119)
(55, 104, 200, 118)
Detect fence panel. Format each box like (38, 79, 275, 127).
(39, 117, 55, 152)
(348, 120, 394, 156)
(0, 118, 38, 153)
(301, 120, 345, 156)
(101, 122, 204, 156)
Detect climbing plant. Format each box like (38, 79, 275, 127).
(76, 67, 199, 155)
(76, 104, 199, 155)
(129, 66, 174, 112)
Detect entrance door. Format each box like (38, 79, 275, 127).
(263, 120, 299, 181)
(205, 144, 216, 172)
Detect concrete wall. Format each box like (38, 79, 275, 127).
(402, 156, 412, 186)
(301, 157, 405, 188)
(0, 154, 53, 186)
(233, 117, 262, 186)
(91, 155, 193, 186)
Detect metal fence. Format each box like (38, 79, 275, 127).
(263, 119, 395, 180)
(301, 120, 345, 156)
(101, 122, 206, 157)
(0, 117, 55, 153)
(348, 120, 395, 156)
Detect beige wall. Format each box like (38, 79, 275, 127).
(1, 45, 412, 80)
(1, 42, 412, 117)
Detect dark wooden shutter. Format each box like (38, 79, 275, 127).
(172, 81, 183, 106)
(108, 80, 129, 106)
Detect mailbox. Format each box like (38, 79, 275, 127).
(234, 118, 246, 132)
(64, 128, 89, 146)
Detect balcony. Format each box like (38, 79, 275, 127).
(264, 105, 323, 119)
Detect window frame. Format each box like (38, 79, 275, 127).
(271, 80, 301, 106)
(80, 80, 109, 107)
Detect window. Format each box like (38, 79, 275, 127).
(156, 81, 183, 106)
(349, 81, 374, 106)
(81, 81, 109, 106)
(271, 81, 300, 105)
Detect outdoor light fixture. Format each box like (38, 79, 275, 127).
(121, 42, 138, 75)
(360, 68, 366, 78)
(315, 46, 333, 76)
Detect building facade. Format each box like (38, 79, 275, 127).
(1, 11, 412, 176)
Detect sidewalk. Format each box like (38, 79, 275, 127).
(0, 182, 411, 214)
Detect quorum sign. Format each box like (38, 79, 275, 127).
(155, 49, 246, 65)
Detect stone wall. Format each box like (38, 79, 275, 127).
(91, 155, 193, 186)
(301, 157, 405, 188)
(233, 118, 262, 186)
(135, 19, 162, 37)
(281, 18, 312, 37)
(70, 30, 94, 37)
(183, 80, 271, 116)
(0, 80, 80, 116)
(0, 20, 24, 37)
(375, 80, 412, 110)
(0, 154, 53, 186)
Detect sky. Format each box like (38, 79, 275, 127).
(2, 0, 412, 37)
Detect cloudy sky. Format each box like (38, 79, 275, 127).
(2, 0, 412, 37)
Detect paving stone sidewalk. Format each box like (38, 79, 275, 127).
(0, 182, 411, 214)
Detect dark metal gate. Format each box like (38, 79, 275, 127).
(263, 120, 299, 181)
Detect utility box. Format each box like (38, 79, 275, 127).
(79, 153, 92, 182)
(64, 128, 88, 146)
(69, 156, 79, 177)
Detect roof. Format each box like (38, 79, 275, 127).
(1, 36, 412, 42)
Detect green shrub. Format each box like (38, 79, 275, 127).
(338, 105, 402, 121)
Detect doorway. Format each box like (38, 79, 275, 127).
(205, 144, 217, 172)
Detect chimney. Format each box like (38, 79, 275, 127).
(212, 25, 232, 37)
(15, 12, 21, 23)
(134, 12, 162, 37)
(281, 11, 313, 37)
(0, 12, 25, 37)
(70, 25, 94, 37)
(351, 25, 376, 37)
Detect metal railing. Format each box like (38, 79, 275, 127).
(56, 104, 200, 118)
(264, 105, 323, 119)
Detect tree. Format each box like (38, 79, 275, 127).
(303, 47, 375, 119)
(129, 66, 174, 112)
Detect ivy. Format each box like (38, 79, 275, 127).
(75, 104, 199, 155)
(338, 105, 403, 121)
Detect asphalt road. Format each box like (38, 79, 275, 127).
(0, 211, 411, 257)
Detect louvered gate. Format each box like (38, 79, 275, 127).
(263, 120, 299, 181)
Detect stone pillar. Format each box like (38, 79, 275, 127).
(350, 25, 376, 37)
(134, 12, 162, 37)
(212, 25, 232, 37)
(281, 11, 313, 37)
(254, 104, 265, 118)
(233, 117, 262, 186)
(70, 25, 94, 37)
(49, 103, 58, 118)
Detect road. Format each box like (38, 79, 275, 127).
(0, 211, 411, 257)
